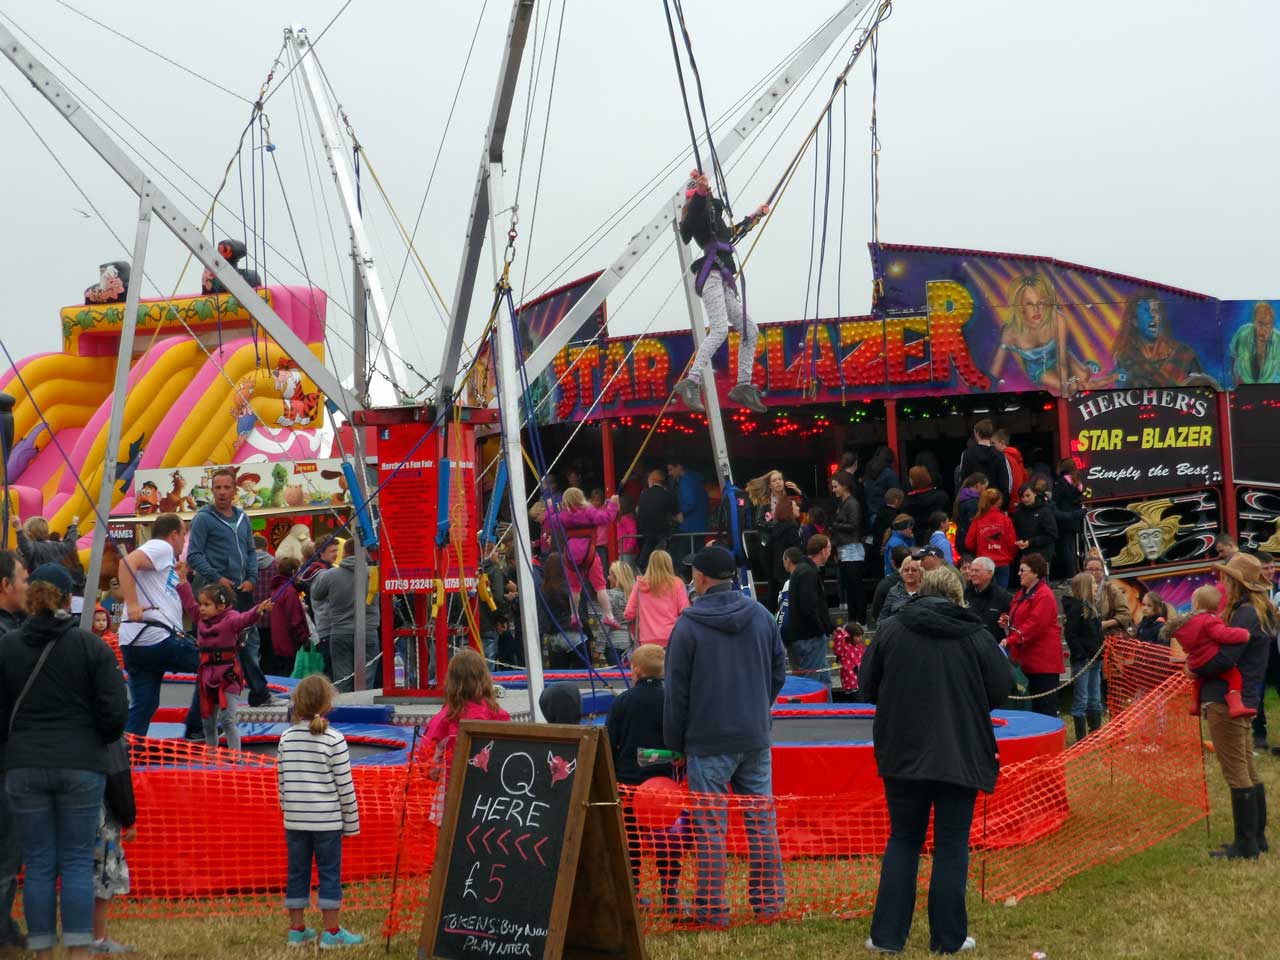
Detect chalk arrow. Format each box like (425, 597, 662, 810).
(482, 827, 496, 854)
(534, 837, 549, 866)
(466, 826, 482, 853)
(497, 829, 511, 854)
(515, 833, 531, 860)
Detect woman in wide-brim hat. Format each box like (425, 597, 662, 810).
(1193, 550, 1277, 859)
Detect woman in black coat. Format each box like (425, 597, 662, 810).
(1012, 483, 1058, 567)
(859, 569, 1013, 954)
(0, 563, 127, 958)
(903, 466, 951, 536)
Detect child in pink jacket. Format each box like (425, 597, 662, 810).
(624, 550, 690, 647)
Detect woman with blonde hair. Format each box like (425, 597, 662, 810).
(989, 273, 1093, 395)
(540, 488, 621, 629)
(624, 550, 690, 648)
(1063, 572, 1105, 740)
(1193, 552, 1276, 859)
(603, 561, 638, 664)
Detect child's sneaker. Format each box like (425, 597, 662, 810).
(287, 928, 317, 948)
(94, 938, 136, 954)
(320, 928, 365, 950)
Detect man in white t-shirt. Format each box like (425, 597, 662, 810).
(118, 513, 200, 735)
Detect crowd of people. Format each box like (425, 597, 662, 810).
(1, 416, 1275, 952)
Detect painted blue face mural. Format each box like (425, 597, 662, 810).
(1135, 300, 1162, 341)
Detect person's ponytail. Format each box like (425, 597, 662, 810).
(309, 714, 329, 736)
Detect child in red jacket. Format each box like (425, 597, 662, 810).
(1169, 585, 1253, 718)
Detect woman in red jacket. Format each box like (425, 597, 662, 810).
(963, 488, 1017, 588)
(1001, 552, 1064, 717)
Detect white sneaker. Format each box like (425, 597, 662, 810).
(864, 938, 900, 954)
(959, 936, 977, 951)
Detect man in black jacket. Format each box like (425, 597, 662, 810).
(958, 419, 1010, 500)
(0, 551, 26, 952)
(636, 469, 679, 570)
(964, 557, 1011, 645)
(784, 535, 835, 689)
(860, 568, 1013, 954)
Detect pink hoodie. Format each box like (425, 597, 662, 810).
(624, 576, 690, 648)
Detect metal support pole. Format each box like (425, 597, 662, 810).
(488, 162, 544, 721)
(673, 203, 733, 488)
(601, 420, 617, 561)
(80, 193, 151, 628)
(288, 24, 408, 406)
(436, 0, 537, 406)
(350, 265, 368, 690)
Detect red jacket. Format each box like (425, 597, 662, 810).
(1004, 446, 1027, 493)
(964, 509, 1018, 566)
(1172, 611, 1250, 671)
(1006, 579, 1064, 675)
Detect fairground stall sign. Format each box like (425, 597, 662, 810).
(1067, 387, 1222, 499)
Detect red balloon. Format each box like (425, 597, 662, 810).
(632, 776, 684, 830)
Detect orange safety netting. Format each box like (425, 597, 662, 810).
(109, 635, 1206, 938)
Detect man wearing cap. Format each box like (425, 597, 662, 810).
(783, 534, 834, 689)
(0, 551, 27, 953)
(664, 545, 786, 925)
(920, 545, 966, 596)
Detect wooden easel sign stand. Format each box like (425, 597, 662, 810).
(419, 721, 647, 960)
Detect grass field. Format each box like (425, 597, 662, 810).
(100, 712, 1280, 959)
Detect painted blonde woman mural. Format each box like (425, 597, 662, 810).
(989, 274, 1095, 396)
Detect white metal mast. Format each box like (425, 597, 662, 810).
(287, 24, 409, 407)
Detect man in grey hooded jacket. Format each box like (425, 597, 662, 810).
(311, 541, 380, 692)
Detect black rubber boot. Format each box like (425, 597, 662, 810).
(1073, 716, 1087, 741)
(1086, 710, 1102, 732)
(1256, 784, 1269, 854)
(1211, 786, 1260, 860)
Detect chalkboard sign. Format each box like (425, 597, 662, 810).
(419, 722, 645, 960)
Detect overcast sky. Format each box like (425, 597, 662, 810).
(0, 0, 1276, 394)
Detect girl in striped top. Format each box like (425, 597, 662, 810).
(276, 675, 363, 949)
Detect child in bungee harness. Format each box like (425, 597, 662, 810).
(674, 169, 769, 414)
(195, 582, 273, 752)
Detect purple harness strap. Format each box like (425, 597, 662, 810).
(694, 240, 738, 297)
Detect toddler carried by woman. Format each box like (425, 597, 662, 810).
(1167, 585, 1254, 717)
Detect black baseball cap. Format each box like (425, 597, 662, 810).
(690, 546, 736, 580)
(921, 545, 946, 560)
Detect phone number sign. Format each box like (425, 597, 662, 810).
(1068, 387, 1223, 499)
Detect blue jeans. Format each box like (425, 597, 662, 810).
(285, 829, 344, 909)
(0, 772, 23, 946)
(122, 633, 200, 735)
(993, 565, 1011, 589)
(240, 626, 270, 701)
(6, 768, 105, 950)
(1071, 660, 1103, 717)
(788, 635, 831, 689)
(481, 631, 499, 669)
(870, 777, 977, 954)
(686, 748, 784, 925)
